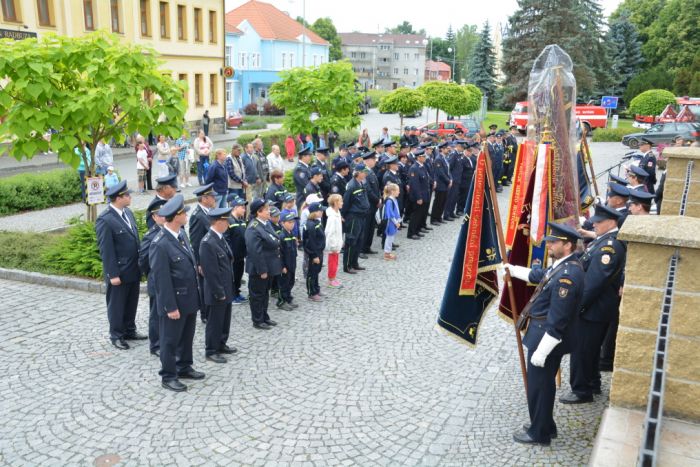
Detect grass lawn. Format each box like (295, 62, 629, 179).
(241, 115, 285, 124)
(0, 230, 64, 275)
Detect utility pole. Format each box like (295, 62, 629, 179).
(302, 0, 306, 66)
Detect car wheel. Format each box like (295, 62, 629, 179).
(627, 138, 639, 149)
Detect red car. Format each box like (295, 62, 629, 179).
(418, 120, 470, 136)
(226, 112, 243, 128)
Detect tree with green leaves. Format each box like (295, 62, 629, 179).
(429, 37, 450, 63)
(674, 55, 700, 96)
(385, 21, 425, 35)
(0, 32, 186, 221)
(628, 89, 676, 117)
(445, 25, 455, 46)
(310, 17, 342, 62)
(419, 81, 482, 123)
(378, 88, 425, 131)
(623, 67, 674, 104)
(468, 22, 497, 102)
(454, 25, 479, 84)
(605, 9, 643, 96)
(269, 61, 361, 135)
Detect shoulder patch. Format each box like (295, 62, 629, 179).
(601, 246, 616, 253)
(601, 254, 611, 265)
(559, 278, 573, 285)
(559, 287, 568, 298)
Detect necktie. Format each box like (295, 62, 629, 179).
(121, 211, 132, 229)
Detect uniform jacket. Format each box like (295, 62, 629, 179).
(433, 154, 452, 191)
(293, 162, 312, 200)
(505, 134, 518, 159)
(408, 163, 430, 202)
(188, 204, 210, 264)
(578, 229, 626, 322)
(225, 215, 247, 260)
(639, 150, 657, 185)
(139, 224, 161, 296)
(522, 256, 585, 355)
(265, 182, 288, 209)
(278, 228, 298, 271)
(146, 195, 168, 229)
(303, 181, 321, 199)
(460, 154, 476, 187)
(342, 178, 370, 217)
(303, 218, 326, 260)
(312, 159, 331, 198)
(330, 172, 347, 196)
(487, 142, 503, 163)
(95, 205, 141, 283)
(241, 153, 258, 184)
(449, 152, 463, 185)
(199, 229, 234, 305)
(381, 169, 403, 202)
(364, 170, 381, 206)
(148, 228, 201, 315)
(244, 219, 282, 276)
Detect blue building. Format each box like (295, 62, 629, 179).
(225, 0, 330, 115)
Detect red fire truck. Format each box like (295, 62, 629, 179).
(508, 101, 608, 133)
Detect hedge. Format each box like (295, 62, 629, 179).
(0, 230, 62, 275)
(628, 89, 677, 117)
(366, 89, 390, 108)
(591, 128, 635, 143)
(0, 169, 81, 216)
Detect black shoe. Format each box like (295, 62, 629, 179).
(513, 431, 550, 446)
(162, 379, 187, 392)
(430, 222, 441, 226)
(423, 226, 433, 231)
(218, 345, 237, 354)
(206, 354, 227, 364)
(343, 268, 357, 274)
(416, 233, 425, 237)
(408, 235, 421, 240)
(353, 265, 366, 271)
(359, 253, 368, 259)
(559, 392, 593, 404)
(393, 243, 399, 248)
(254, 322, 272, 330)
(522, 424, 557, 439)
(443, 217, 454, 222)
(124, 332, 147, 340)
(150, 349, 160, 357)
(265, 320, 277, 327)
(364, 249, 378, 254)
(111, 338, 130, 350)
(178, 369, 205, 380)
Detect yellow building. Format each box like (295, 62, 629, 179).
(0, 0, 226, 133)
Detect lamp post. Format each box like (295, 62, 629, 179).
(447, 47, 456, 82)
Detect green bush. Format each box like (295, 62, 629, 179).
(337, 128, 359, 145)
(283, 170, 296, 194)
(238, 120, 268, 130)
(0, 230, 62, 274)
(0, 169, 81, 216)
(628, 89, 677, 117)
(237, 129, 288, 149)
(366, 89, 390, 107)
(591, 128, 635, 143)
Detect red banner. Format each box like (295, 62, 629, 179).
(505, 140, 536, 248)
(459, 151, 487, 295)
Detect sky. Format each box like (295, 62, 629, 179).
(224, 0, 625, 37)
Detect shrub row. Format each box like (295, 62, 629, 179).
(0, 169, 82, 216)
(591, 128, 635, 143)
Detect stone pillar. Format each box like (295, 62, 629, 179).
(659, 146, 700, 216)
(611, 215, 700, 422)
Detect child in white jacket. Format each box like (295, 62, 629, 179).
(324, 194, 344, 288)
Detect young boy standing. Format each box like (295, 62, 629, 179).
(225, 195, 249, 305)
(277, 210, 300, 311)
(303, 202, 326, 302)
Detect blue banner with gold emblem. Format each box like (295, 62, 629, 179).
(436, 152, 501, 346)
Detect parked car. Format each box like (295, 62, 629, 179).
(418, 120, 470, 136)
(400, 108, 423, 118)
(226, 112, 243, 128)
(457, 118, 480, 135)
(622, 122, 700, 149)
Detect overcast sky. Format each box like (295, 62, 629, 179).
(225, 0, 624, 37)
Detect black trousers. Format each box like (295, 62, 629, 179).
(422, 191, 433, 229)
(403, 196, 414, 223)
(105, 280, 140, 341)
(408, 200, 428, 236)
(457, 182, 471, 214)
(504, 159, 515, 181)
(306, 261, 322, 296)
(205, 302, 232, 356)
(248, 274, 271, 324)
(278, 266, 296, 304)
(570, 318, 609, 396)
(599, 316, 619, 367)
(159, 311, 197, 382)
(526, 350, 563, 443)
(431, 190, 448, 222)
(145, 166, 153, 190)
(444, 185, 459, 217)
(148, 295, 160, 353)
(343, 214, 365, 270)
(362, 206, 378, 252)
(232, 259, 245, 296)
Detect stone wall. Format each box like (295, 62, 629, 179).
(611, 146, 700, 422)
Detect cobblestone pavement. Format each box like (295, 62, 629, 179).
(0, 205, 610, 466)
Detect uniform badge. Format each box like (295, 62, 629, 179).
(299, 172, 306, 178)
(648, 161, 653, 167)
(559, 278, 572, 285)
(331, 186, 338, 193)
(559, 287, 568, 298)
(601, 254, 611, 265)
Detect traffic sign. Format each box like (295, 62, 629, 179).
(223, 66, 234, 78)
(601, 96, 618, 109)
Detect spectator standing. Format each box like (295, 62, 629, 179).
(326, 130, 337, 153)
(204, 149, 230, 208)
(382, 183, 401, 260)
(303, 134, 314, 154)
(104, 166, 120, 190)
(380, 127, 392, 144)
(193, 130, 213, 185)
(241, 143, 259, 204)
(253, 138, 270, 199)
(358, 128, 371, 148)
(175, 130, 193, 188)
(75, 143, 92, 202)
(284, 135, 296, 162)
(135, 135, 154, 190)
(95, 139, 114, 175)
(267, 144, 285, 174)
(225, 143, 247, 200)
(324, 194, 344, 288)
(136, 142, 150, 194)
(155, 135, 171, 179)
(202, 110, 210, 136)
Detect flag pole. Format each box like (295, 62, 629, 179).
(482, 143, 528, 394)
(580, 126, 599, 197)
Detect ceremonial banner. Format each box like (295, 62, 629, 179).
(530, 143, 551, 245)
(437, 151, 501, 346)
(505, 140, 536, 249)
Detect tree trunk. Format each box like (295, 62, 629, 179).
(399, 115, 404, 136)
(436, 109, 440, 125)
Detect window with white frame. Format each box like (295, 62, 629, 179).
(351, 51, 356, 58)
(414, 53, 419, 60)
(225, 46, 232, 67)
(393, 67, 398, 75)
(226, 81, 233, 103)
(403, 68, 408, 75)
(404, 53, 409, 60)
(415, 68, 419, 75)
(394, 53, 399, 60)
(360, 52, 366, 59)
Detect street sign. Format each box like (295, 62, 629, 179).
(601, 96, 619, 109)
(223, 66, 234, 78)
(0, 29, 37, 40)
(85, 177, 105, 206)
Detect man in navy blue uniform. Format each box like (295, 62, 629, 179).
(330, 160, 349, 197)
(277, 210, 299, 311)
(245, 199, 282, 330)
(303, 167, 324, 200)
(626, 164, 650, 192)
(561, 205, 626, 404)
(312, 147, 332, 199)
(199, 206, 237, 364)
(407, 150, 431, 240)
(341, 164, 370, 273)
(361, 151, 381, 255)
(149, 195, 204, 392)
(506, 222, 585, 445)
(225, 196, 249, 305)
(443, 141, 464, 220)
(456, 142, 477, 215)
(293, 148, 313, 210)
(95, 180, 144, 350)
(189, 183, 217, 323)
(430, 142, 452, 224)
(146, 174, 178, 228)
(139, 197, 167, 356)
(638, 137, 657, 194)
(486, 133, 504, 193)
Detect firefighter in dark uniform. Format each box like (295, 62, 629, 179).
(293, 148, 312, 210)
(341, 164, 370, 273)
(199, 206, 237, 364)
(330, 160, 349, 196)
(265, 170, 288, 210)
(506, 222, 585, 446)
(149, 195, 204, 392)
(399, 126, 412, 146)
(456, 142, 477, 215)
(637, 137, 657, 194)
(303, 167, 324, 200)
(626, 164, 650, 192)
(580, 182, 630, 241)
(95, 180, 144, 350)
(407, 150, 431, 240)
(561, 205, 626, 404)
(139, 197, 167, 356)
(487, 133, 504, 193)
(189, 183, 217, 322)
(397, 150, 410, 218)
(312, 147, 332, 199)
(408, 126, 420, 146)
(225, 195, 249, 305)
(361, 151, 381, 255)
(503, 126, 519, 186)
(430, 142, 452, 224)
(146, 174, 178, 229)
(443, 141, 464, 220)
(244, 198, 282, 330)
(277, 210, 299, 311)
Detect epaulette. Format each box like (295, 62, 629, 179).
(153, 231, 164, 243)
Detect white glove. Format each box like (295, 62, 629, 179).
(504, 264, 531, 282)
(531, 333, 561, 367)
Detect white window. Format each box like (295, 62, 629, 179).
(404, 53, 409, 60)
(403, 68, 408, 75)
(393, 67, 398, 75)
(238, 52, 247, 69)
(226, 81, 233, 103)
(394, 53, 399, 60)
(360, 52, 366, 59)
(225, 46, 232, 67)
(313, 55, 318, 66)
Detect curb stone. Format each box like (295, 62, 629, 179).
(0, 267, 148, 294)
